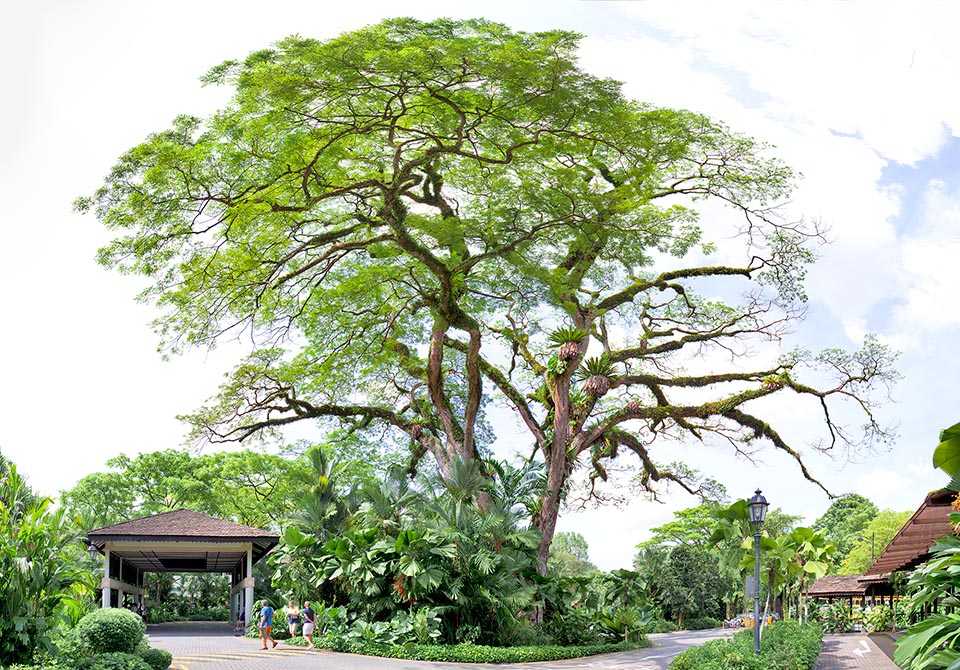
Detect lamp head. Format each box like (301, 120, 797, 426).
(747, 489, 769, 530)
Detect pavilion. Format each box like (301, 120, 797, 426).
(806, 489, 957, 612)
(86, 509, 279, 627)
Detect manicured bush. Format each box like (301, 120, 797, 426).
(139, 648, 172, 670)
(74, 609, 147, 655)
(685, 617, 722, 630)
(670, 620, 822, 670)
(648, 620, 679, 633)
(79, 652, 152, 670)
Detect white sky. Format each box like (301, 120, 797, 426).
(2, 1, 959, 570)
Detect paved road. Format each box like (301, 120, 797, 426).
(146, 622, 733, 670)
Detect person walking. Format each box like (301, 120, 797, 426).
(258, 601, 277, 649)
(302, 601, 316, 650)
(286, 599, 301, 638)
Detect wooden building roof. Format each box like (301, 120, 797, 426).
(807, 574, 866, 597)
(863, 489, 956, 578)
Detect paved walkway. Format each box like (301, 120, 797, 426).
(146, 623, 903, 670)
(816, 635, 899, 670)
(145, 623, 731, 670)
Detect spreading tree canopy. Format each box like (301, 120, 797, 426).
(76, 17, 897, 571)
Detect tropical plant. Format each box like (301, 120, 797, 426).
(895, 420, 960, 669)
(0, 459, 91, 666)
(863, 605, 894, 633)
(598, 606, 652, 643)
(895, 524, 960, 669)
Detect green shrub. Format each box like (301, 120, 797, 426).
(74, 609, 147, 655)
(541, 607, 603, 646)
(138, 648, 172, 670)
(670, 621, 822, 670)
(648, 620, 679, 633)
(79, 652, 152, 670)
(685, 617, 722, 630)
(818, 601, 852, 634)
(863, 605, 893, 633)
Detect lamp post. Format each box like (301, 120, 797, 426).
(747, 489, 769, 655)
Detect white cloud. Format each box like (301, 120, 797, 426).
(907, 460, 935, 478)
(854, 468, 912, 498)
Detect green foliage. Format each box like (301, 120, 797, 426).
(811, 494, 878, 566)
(0, 457, 91, 666)
(311, 637, 645, 662)
(838, 509, 911, 574)
(138, 649, 172, 670)
(896, 615, 960, 670)
(548, 531, 597, 577)
(863, 605, 893, 633)
(146, 603, 229, 623)
(547, 327, 589, 346)
(933, 421, 960, 489)
(670, 620, 822, 670)
(685, 617, 722, 630)
(816, 601, 852, 634)
(598, 606, 652, 643)
(74, 609, 147, 655)
(648, 620, 680, 633)
(78, 15, 897, 579)
(896, 513, 960, 669)
(276, 456, 544, 645)
(79, 652, 151, 670)
(60, 448, 327, 530)
(540, 606, 603, 645)
(644, 545, 727, 625)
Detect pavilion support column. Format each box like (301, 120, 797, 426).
(243, 547, 254, 628)
(102, 549, 111, 608)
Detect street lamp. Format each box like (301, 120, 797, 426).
(747, 489, 769, 655)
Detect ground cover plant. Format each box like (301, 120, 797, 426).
(670, 620, 822, 670)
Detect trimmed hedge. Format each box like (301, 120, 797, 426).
(283, 636, 647, 662)
(670, 620, 822, 670)
(685, 617, 722, 630)
(648, 620, 679, 633)
(74, 610, 147, 655)
(79, 652, 152, 670)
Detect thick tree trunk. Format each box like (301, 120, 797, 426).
(535, 441, 569, 574)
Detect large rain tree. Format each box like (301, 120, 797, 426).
(77, 18, 897, 572)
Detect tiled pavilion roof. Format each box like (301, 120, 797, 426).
(862, 489, 956, 579)
(86, 509, 279, 572)
(807, 574, 866, 597)
(87, 509, 277, 541)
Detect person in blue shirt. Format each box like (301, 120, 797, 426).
(258, 600, 277, 649)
